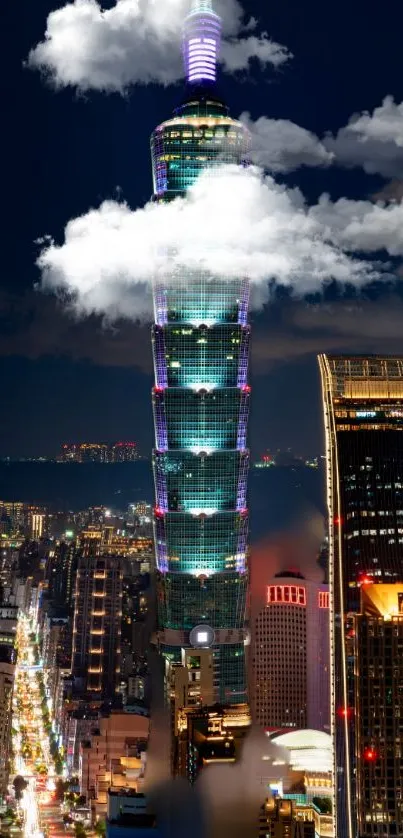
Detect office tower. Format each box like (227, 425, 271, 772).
(60, 443, 80, 462)
(166, 647, 215, 726)
(354, 583, 403, 837)
(49, 540, 78, 614)
(259, 799, 315, 838)
(71, 532, 123, 697)
(251, 571, 330, 731)
(111, 442, 138, 462)
(0, 501, 24, 535)
(151, 0, 251, 703)
(175, 702, 251, 783)
(165, 646, 214, 772)
(29, 507, 46, 540)
(319, 355, 403, 838)
(0, 604, 18, 649)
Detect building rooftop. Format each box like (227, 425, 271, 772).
(268, 729, 332, 775)
(319, 354, 403, 399)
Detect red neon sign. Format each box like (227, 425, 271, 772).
(267, 585, 306, 606)
(318, 591, 330, 609)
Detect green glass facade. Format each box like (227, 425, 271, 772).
(151, 87, 251, 702)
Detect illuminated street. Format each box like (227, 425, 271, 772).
(12, 615, 65, 838)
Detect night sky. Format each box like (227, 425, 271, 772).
(2, 0, 403, 459)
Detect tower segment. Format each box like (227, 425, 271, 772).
(182, 0, 221, 85)
(150, 1, 251, 703)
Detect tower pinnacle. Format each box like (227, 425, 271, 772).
(191, 0, 213, 9)
(183, 0, 221, 85)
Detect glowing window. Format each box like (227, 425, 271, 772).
(267, 585, 306, 606)
(318, 591, 330, 609)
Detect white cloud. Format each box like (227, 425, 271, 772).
(27, 0, 290, 92)
(242, 97, 403, 179)
(221, 36, 290, 73)
(372, 180, 403, 203)
(324, 97, 403, 179)
(311, 194, 403, 254)
(37, 164, 403, 322)
(240, 112, 334, 173)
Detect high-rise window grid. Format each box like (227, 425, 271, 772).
(153, 388, 250, 451)
(158, 572, 247, 631)
(319, 354, 403, 838)
(151, 55, 251, 702)
(152, 324, 250, 389)
(153, 275, 249, 327)
(153, 449, 249, 512)
(151, 119, 248, 198)
(154, 511, 247, 574)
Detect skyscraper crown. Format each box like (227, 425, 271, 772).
(183, 0, 221, 85)
(191, 0, 213, 9)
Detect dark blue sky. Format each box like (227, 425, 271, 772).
(2, 0, 403, 458)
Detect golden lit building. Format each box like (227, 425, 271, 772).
(60, 443, 138, 463)
(72, 541, 123, 697)
(175, 701, 251, 782)
(166, 647, 215, 733)
(259, 799, 316, 838)
(319, 355, 403, 838)
(79, 711, 149, 821)
(354, 583, 403, 837)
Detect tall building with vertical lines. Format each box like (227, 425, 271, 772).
(151, 0, 251, 703)
(354, 582, 403, 837)
(319, 355, 403, 838)
(71, 531, 123, 698)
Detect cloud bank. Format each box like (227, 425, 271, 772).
(28, 0, 290, 92)
(252, 297, 403, 369)
(243, 98, 403, 179)
(240, 112, 334, 173)
(37, 164, 403, 322)
(325, 96, 403, 179)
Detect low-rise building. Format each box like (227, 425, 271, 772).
(79, 711, 149, 821)
(106, 791, 160, 837)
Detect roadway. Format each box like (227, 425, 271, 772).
(12, 615, 66, 838)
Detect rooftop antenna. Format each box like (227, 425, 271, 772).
(183, 0, 222, 85)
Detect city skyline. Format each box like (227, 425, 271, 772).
(2, 0, 403, 461)
(2, 0, 403, 833)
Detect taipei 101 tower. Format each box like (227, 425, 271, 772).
(151, 0, 251, 703)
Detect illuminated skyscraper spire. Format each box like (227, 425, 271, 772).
(150, 0, 251, 707)
(183, 0, 221, 85)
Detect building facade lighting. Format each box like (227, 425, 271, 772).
(150, 1, 251, 703)
(319, 354, 403, 838)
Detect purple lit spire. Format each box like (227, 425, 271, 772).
(183, 0, 221, 85)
